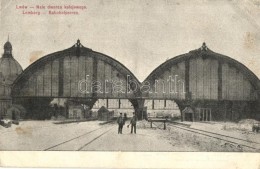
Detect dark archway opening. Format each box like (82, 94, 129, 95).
(91, 99, 136, 121)
(12, 97, 144, 120)
(144, 99, 181, 120)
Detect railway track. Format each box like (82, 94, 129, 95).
(77, 127, 114, 150)
(44, 125, 114, 151)
(168, 122, 260, 151)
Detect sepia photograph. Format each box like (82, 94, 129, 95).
(0, 0, 260, 168)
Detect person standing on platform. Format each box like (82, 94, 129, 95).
(123, 113, 127, 124)
(117, 113, 124, 134)
(122, 113, 127, 131)
(128, 112, 137, 134)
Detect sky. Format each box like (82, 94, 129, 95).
(0, 0, 260, 81)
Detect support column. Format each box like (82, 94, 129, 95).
(202, 109, 204, 121)
(198, 108, 201, 121)
(185, 59, 190, 100)
(218, 60, 223, 100)
(210, 109, 211, 121)
(206, 109, 208, 121)
(130, 99, 145, 120)
(92, 57, 98, 98)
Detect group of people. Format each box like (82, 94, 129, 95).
(117, 112, 137, 134)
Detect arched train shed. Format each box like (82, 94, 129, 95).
(10, 41, 260, 121)
(142, 43, 260, 121)
(11, 40, 142, 119)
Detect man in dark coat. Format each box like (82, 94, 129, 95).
(117, 113, 124, 134)
(128, 112, 137, 134)
(121, 113, 127, 131)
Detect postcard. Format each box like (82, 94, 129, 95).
(0, 0, 259, 168)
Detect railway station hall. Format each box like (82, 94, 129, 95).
(0, 40, 259, 122)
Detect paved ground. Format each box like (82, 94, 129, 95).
(0, 120, 259, 151)
(0, 121, 106, 150)
(0, 120, 174, 151)
(81, 125, 174, 151)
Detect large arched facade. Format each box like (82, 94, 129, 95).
(142, 43, 260, 121)
(11, 41, 260, 121)
(12, 40, 142, 119)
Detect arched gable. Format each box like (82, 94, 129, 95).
(12, 40, 140, 99)
(143, 44, 260, 101)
